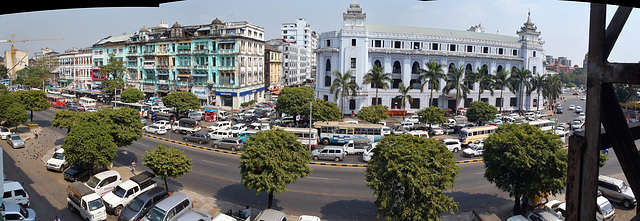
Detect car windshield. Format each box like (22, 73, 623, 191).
(145, 207, 166, 221)
(600, 201, 614, 214)
(112, 186, 127, 198)
(86, 176, 100, 188)
(19, 204, 28, 217)
(127, 197, 145, 212)
(88, 198, 104, 211)
(53, 153, 64, 160)
(10, 136, 21, 141)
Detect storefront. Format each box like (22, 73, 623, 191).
(191, 86, 212, 107)
(215, 86, 265, 109)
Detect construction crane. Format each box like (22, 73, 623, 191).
(0, 34, 63, 78)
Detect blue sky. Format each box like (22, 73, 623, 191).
(1, 0, 639, 66)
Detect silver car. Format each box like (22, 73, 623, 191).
(311, 146, 345, 162)
(3, 204, 37, 221)
(212, 138, 244, 151)
(597, 175, 637, 208)
(7, 134, 24, 149)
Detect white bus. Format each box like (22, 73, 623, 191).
(459, 125, 498, 145)
(280, 127, 318, 147)
(62, 93, 76, 102)
(528, 119, 555, 132)
(78, 97, 97, 108)
(313, 121, 384, 145)
(46, 90, 61, 97)
(112, 101, 149, 118)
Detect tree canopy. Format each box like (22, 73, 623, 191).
(275, 86, 315, 117)
(417, 106, 447, 125)
(81, 107, 144, 147)
(358, 105, 389, 124)
(307, 98, 341, 122)
(143, 145, 193, 193)
(4, 103, 27, 130)
(483, 123, 567, 215)
(365, 134, 460, 221)
(121, 88, 144, 103)
(51, 109, 80, 133)
(62, 121, 117, 170)
(163, 91, 201, 114)
(466, 101, 498, 124)
(13, 90, 49, 123)
(239, 129, 312, 208)
(99, 54, 126, 94)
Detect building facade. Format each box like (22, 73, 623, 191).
(266, 38, 307, 87)
(55, 48, 93, 89)
(264, 44, 282, 90)
(92, 19, 265, 109)
(281, 18, 317, 80)
(316, 1, 545, 114)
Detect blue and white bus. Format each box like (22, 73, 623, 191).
(313, 121, 384, 145)
(238, 130, 258, 143)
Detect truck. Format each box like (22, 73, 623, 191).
(102, 171, 157, 216)
(172, 118, 202, 134)
(67, 181, 108, 221)
(343, 140, 369, 155)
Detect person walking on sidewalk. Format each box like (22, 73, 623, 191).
(131, 160, 136, 175)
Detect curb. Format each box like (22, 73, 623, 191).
(143, 133, 485, 167)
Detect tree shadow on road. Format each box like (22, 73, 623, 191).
(444, 191, 515, 220)
(319, 199, 381, 220)
(214, 183, 283, 212)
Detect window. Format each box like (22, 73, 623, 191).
(411, 98, 420, 109)
(326, 40, 331, 47)
(349, 99, 356, 110)
(352, 39, 357, 46)
(431, 43, 439, 50)
(323, 95, 329, 101)
(449, 44, 456, 51)
(3, 191, 11, 198)
(324, 76, 331, 87)
(533, 51, 536, 57)
(464, 98, 473, 108)
(372, 98, 382, 105)
(374, 40, 382, 48)
(394, 41, 401, 49)
(466, 45, 473, 52)
(512, 49, 518, 56)
(431, 98, 438, 107)
(510, 97, 518, 107)
(412, 42, 420, 49)
(533, 99, 538, 107)
(498, 48, 504, 55)
(351, 58, 356, 69)
(495, 98, 502, 107)
(483, 47, 489, 53)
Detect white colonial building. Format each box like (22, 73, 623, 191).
(316, 0, 545, 114)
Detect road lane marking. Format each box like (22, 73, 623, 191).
(202, 160, 227, 166)
(306, 176, 340, 181)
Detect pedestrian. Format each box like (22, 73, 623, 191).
(34, 130, 38, 139)
(54, 216, 61, 221)
(131, 160, 136, 175)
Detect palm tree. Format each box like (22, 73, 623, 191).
(543, 74, 562, 110)
(510, 66, 532, 114)
(476, 65, 495, 101)
(492, 69, 511, 113)
(443, 65, 470, 115)
(528, 73, 546, 111)
(418, 61, 446, 107)
(330, 70, 359, 118)
(395, 82, 412, 120)
(362, 66, 391, 105)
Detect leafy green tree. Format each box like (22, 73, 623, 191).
(419, 61, 446, 107)
(13, 90, 49, 123)
(14, 67, 51, 89)
(528, 73, 545, 111)
(4, 103, 27, 131)
(0, 64, 8, 79)
(443, 65, 470, 115)
(83, 108, 144, 147)
(51, 110, 80, 134)
(466, 101, 498, 124)
(362, 66, 391, 105)
(475, 65, 495, 101)
(163, 91, 201, 119)
(240, 129, 312, 208)
(99, 54, 126, 96)
(358, 105, 389, 124)
(395, 82, 412, 120)
(62, 121, 117, 172)
(121, 88, 144, 103)
(0, 93, 18, 120)
(543, 74, 563, 109)
(484, 123, 567, 215)
(365, 134, 460, 220)
(275, 87, 314, 117)
(330, 71, 359, 118)
(417, 106, 447, 125)
(492, 69, 511, 113)
(143, 145, 193, 193)
(306, 98, 341, 122)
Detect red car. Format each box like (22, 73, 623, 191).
(572, 92, 579, 95)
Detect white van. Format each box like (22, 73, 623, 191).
(188, 111, 205, 121)
(4, 181, 30, 206)
(217, 110, 229, 121)
(209, 121, 232, 132)
(85, 170, 122, 196)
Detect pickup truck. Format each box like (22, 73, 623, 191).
(68, 181, 107, 221)
(343, 140, 368, 155)
(102, 171, 157, 216)
(172, 118, 202, 134)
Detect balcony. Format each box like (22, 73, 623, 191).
(192, 49, 210, 54)
(218, 66, 235, 71)
(217, 49, 235, 54)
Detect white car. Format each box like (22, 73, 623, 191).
(143, 125, 168, 135)
(569, 105, 575, 110)
(0, 126, 11, 140)
(230, 123, 247, 135)
(442, 138, 462, 152)
(153, 120, 172, 130)
(86, 107, 98, 112)
(362, 142, 378, 162)
(46, 148, 68, 172)
(404, 115, 420, 124)
(407, 130, 429, 138)
(208, 121, 232, 132)
(462, 140, 484, 157)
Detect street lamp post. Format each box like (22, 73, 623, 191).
(308, 98, 313, 152)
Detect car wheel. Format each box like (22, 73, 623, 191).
(322, 138, 330, 145)
(453, 148, 459, 153)
(154, 131, 158, 135)
(335, 157, 341, 162)
(114, 205, 123, 216)
(313, 156, 319, 161)
(231, 146, 236, 151)
(214, 144, 219, 149)
(624, 199, 632, 208)
(198, 140, 202, 144)
(183, 138, 187, 142)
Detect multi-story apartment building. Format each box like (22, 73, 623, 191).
(92, 19, 265, 109)
(281, 18, 317, 80)
(266, 38, 307, 86)
(316, 1, 545, 114)
(55, 48, 93, 89)
(264, 44, 282, 90)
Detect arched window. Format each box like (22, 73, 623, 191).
(497, 65, 503, 73)
(325, 59, 331, 71)
(481, 64, 489, 74)
(374, 60, 382, 68)
(448, 63, 456, 73)
(392, 61, 401, 74)
(465, 64, 473, 73)
(411, 61, 420, 74)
